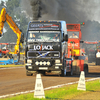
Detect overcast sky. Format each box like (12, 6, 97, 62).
(21, 0, 100, 23)
(0, 0, 7, 3)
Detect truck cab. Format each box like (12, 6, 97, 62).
(25, 21, 68, 76)
(66, 24, 88, 75)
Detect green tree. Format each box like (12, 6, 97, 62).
(0, 1, 4, 11)
(0, 0, 29, 43)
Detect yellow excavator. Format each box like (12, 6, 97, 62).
(0, 8, 24, 63)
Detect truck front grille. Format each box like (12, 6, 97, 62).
(27, 51, 60, 58)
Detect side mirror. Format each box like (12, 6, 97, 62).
(64, 34, 68, 42)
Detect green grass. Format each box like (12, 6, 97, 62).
(1, 80, 100, 100)
(0, 64, 24, 68)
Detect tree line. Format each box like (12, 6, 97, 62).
(0, 0, 29, 43)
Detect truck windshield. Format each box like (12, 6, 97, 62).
(27, 31, 60, 42)
(68, 32, 79, 38)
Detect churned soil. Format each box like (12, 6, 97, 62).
(0, 67, 79, 96)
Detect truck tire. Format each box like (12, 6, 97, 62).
(41, 71, 46, 76)
(84, 64, 88, 75)
(61, 70, 64, 76)
(61, 66, 67, 77)
(61, 58, 68, 77)
(26, 71, 33, 76)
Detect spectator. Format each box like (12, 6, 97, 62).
(69, 33, 78, 38)
(54, 34, 59, 39)
(96, 50, 100, 65)
(96, 50, 100, 57)
(33, 34, 36, 38)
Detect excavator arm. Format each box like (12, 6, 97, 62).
(0, 8, 5, 37)
(0, 8, 24, 54)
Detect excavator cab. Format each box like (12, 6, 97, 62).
(0, 43, 11, 58)
(0, 43, 19, 65)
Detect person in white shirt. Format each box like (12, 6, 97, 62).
(69, 33, 78, 38)
(96, 50, 100, 65)
(96, 50, 100, 58)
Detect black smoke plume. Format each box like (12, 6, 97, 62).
(21, 0, 100, 23)
(21, 0, 100, 41)
(30, 0, 42, 20)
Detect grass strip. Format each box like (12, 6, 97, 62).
(0, 79, 100, 100)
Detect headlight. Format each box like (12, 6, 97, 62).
(40, 61, 43, 65)
(55, 66, 59, 69)
(35, 61, 39, 65)
(47, 61, 50, 65)
(27, 59, 32, 63)
(28, 66, 32, 69)
(43, 61, 46, 65)
(54, 54, 59, 57)
(55, 59, 60, 63)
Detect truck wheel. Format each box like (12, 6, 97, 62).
(26, 71, 33, 76)
(41, 71, 46, 76)
(61, 70, 64, 76)
(84, 64, 88, 75)
(61, 68, 66, 77)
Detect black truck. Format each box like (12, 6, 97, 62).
(25, 21, 69, 76)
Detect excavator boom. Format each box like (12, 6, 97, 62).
(0, 8, 24, 54)
(0, 8, 6, 36)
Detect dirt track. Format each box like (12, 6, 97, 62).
(0, 63, 100, 96)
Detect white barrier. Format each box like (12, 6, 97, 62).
(34, 74, 45, 98)
(77, 71, 86, 91)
